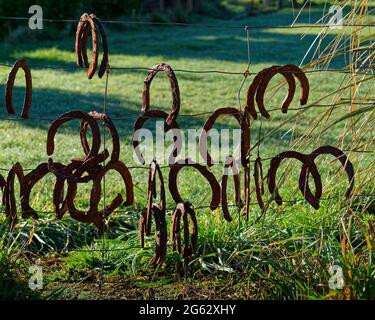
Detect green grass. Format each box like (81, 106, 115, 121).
(0, 6, 374, 299)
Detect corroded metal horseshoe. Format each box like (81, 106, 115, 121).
(253, 156, 265, 209)
(221, 157, 243, 222)
(199, 107, 250, 219)
(142, 63, 180, 127)
(21, 162, 65, 220)
(133, 110, 181, 165)
(300, 145, 354, 202)
(170, 202, 198, 259)
(267, 151, 322, 209)
(255, 65, 296, 118)
(90, 14, 109, 78)
(256, 64, 309, 118)
(168, 159, 221, 210)
(139, 204, 167, 266)
(245, 64, 309, 120)
(245, 67, 271, 121)
(75, 13, 98, 79)
(80, 111, 120, 163)
(5, 59, 32, 119)
(144, 160, 165, 235)
(79, 14, 109, 79)
(66, 160, 133, 231)
(47, 111, 101, 161)
(4, 163, 26, 230)
(199, 107, 242, 167)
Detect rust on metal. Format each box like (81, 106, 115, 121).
(199, 107, 242, 167)
(221, 156, 243, 222)
(80, 111, 120, 163)
(253, 156, 265, 209)
(65, 160, 133, 232)
(139, 204, 167, 266)
(5, 59, 32, 118)
(47, 110, 101, 161)
(170, 202, 198, 259)
(168, 159, 221, 210)
(144, 160, 166, 235)
(299, 145, 355, 202)
(245, 64, 309, 120)
(133, 110, 181, 165)
(3, 163, 25, 230)
(142, 63, 180, 127)
(75, 13, 99, 79)
(267, 150, 322, 209)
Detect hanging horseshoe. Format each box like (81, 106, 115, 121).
(144, 160, 165, 235)
(4, 163, 26, 230)
(91, 15, 109, 78)
(199, 107, 242, 167)
(221, 157, 243, 222)
(255, 65, 296, 118)
(138, 204, 167, 266)
(256, 64, 309, 118)
(80, 111, 120, 163)
(170, 202, 198, 259)
(66, 160, 133, 231)
(5, 59, 32, 119)
(300, 145, 354, 202)
(48, 150, 107, 185)
(142, 63, 180, 128)
(21, 162, 65, 220)
(133, 110, 182, 165)
(267, 151, 322, 209)
(253, 156, 265, 210)
(245, 67, 272, 121)
(79, 15, 109, 78)
(75, 13, 98, 79)
(47, 110, 101, 161)
(168, 159, 221, 210)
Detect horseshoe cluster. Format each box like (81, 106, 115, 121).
(0, 49, 356, 267)
(0, 110, 134, 232)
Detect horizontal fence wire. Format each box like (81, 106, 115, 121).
(1, 193, 374, 217)
(0, 101, 373, 123)
(0, 62, 374, 76)
(0, 15, 374, 29)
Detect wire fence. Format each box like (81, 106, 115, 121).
(0, 13, 374, 286)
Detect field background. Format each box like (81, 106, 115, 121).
(0, 0, 374, 299)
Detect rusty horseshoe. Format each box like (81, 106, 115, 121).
(142, 63, 180, 127)
(168, 159, 221, 211)
(5, 59, 32, 119)
(170, 202, 198, 259)
(300, 145, 355, 203)
(267, 151, 322, 209)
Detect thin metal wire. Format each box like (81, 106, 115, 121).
(0, 15, 373, 29)
(0, 101, 372, 123)
(0, 62, 373, 76)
